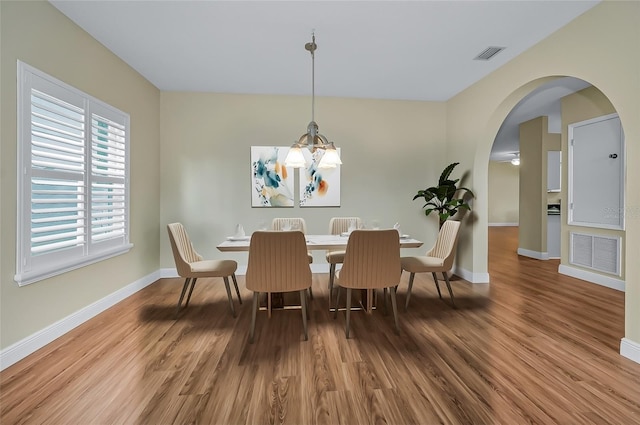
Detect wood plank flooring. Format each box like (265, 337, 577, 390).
(2, 226, 640, 424)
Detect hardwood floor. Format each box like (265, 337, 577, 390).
(2, 226, 639, 424)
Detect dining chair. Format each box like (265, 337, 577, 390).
(271, 217, 308, 233)
(245, 231, 312, 343)
(167, 222, 242, 319)
(332, 229, 402, 338)
(271, 217, 313, 299)
(401, 220, 461, 309)
(326, 217, 362, 294)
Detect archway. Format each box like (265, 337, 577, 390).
(477, 75, 628, 354)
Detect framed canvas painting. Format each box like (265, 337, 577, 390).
(251, 146, 294, 207)
(299, 148, 341, 207)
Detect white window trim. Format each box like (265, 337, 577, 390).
(15, 61, 132, 286)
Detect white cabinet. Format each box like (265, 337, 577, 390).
(568, 114, 624, 229)
(547, 151, 561, 192)
(547, 214, 560, 258)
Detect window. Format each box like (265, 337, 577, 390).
(15, 61, 132, 286)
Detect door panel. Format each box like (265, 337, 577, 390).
(569, 114, 623, 228)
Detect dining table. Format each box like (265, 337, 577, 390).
(217, 233, 423, 252)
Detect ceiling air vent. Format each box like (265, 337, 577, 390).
(474, 46, 505, 61)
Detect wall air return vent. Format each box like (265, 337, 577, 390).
(570, 232, 621, 276)
(473, 46, 505, 61)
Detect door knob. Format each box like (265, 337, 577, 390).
(609, 153, 618, 159)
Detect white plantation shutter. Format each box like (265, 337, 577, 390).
(16, 62, 131, 286)
(30, 89, 86, 258)
(90, 107, 127, 246)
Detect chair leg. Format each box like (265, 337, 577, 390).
(333, 287, 341, 319)
(231, 273, 242, 304)
(345, 288, 352, 339)
(390, 286, 400, 335)
(432, 272, 442, 299)
(328, 263, 336, 292)
(366, 289, 373, 313)
(249, 292, 259, 344)
(382, 288, 388, 316)
(300, 290, 308, 341)
(175, 278, 191, 319)
(308, 286, 314, 300)
(405, 272, 415, 311)
(223, 276, 236, 318)
(185, 278, 198, 307)
(442, 272, 456, 308)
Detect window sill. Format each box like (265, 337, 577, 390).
(14, 244, 133, 286)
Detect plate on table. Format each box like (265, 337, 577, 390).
(226, 236, 251, 241)
(400, 234, 411, 239)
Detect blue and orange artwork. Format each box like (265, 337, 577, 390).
(251, 146, 294, 207)
(299, 148, 340, 207)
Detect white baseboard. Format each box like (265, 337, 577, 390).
(621, 338, 640, 365)
(160, 267, 179, 278)
(517, 248, 549, 260)
(558, 264, 625, 292)
(488, 222, 519, 227)
(0, 270, 159, 371)
(453, 266, 490, 284)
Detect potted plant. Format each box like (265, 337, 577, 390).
(413, 162, 475, 228)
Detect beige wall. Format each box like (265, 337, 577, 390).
(447, 1, 639, 342)
(518, 117, 547, 252)
(0, 1, 161, 348)
(159, 93, 447, 267)
(517, 117, 562, 254)
(560, 86, 624, 279)
(488, 162, 519, 225)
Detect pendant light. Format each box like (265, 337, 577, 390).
(284, 33, 342, 169)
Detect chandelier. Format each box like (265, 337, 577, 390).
(284, 33, 342, 169)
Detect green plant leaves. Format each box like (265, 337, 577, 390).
(413, 162, 474, 226)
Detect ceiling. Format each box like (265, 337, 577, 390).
(491, 76, 592, 162)
(49, 0, 600, 160)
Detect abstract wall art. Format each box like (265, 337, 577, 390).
(299, 148, 341, 207)
(251, 146, 294, 207)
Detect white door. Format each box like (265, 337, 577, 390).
(568, 114, 624, 229)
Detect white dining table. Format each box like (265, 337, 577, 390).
(216, 233, 423, 252)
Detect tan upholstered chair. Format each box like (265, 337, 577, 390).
(272, 218, 314, 291)
(245, 231, 312, 343)
(401, 220, 461, 309)
(332, 230, 402, 338)
(271, 217, 308, 233)
(167, 223, 242, 318)
(326, 217, 362, 294)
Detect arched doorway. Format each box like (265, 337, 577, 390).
(483, 76, 627, 352)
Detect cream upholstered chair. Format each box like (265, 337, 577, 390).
(246, 231, 312, 343)
(271, 217, 308, 233)
(401, 220, 461, 309)
(332, 229, 402, 338)
(271, 218, 313, 299)
(167, 223, 242, 318)
(326, 217, 362, 294)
